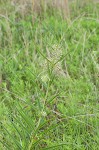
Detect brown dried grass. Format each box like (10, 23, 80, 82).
(11, 0, 70, 18)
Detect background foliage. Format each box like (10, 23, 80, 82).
(0, 0, 99, 149)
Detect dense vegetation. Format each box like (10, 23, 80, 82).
(0, 0, 99, 149)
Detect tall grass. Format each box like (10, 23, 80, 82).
(0, 0, 99, 149)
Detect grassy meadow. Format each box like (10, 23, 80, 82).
(0, 0, 99, 149)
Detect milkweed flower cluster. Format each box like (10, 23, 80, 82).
(41, 74, 50, 83)
(46, 44, 66, 77)
(41, 44, 67, 83)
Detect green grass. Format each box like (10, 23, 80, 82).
(0, 1, 99, 150)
